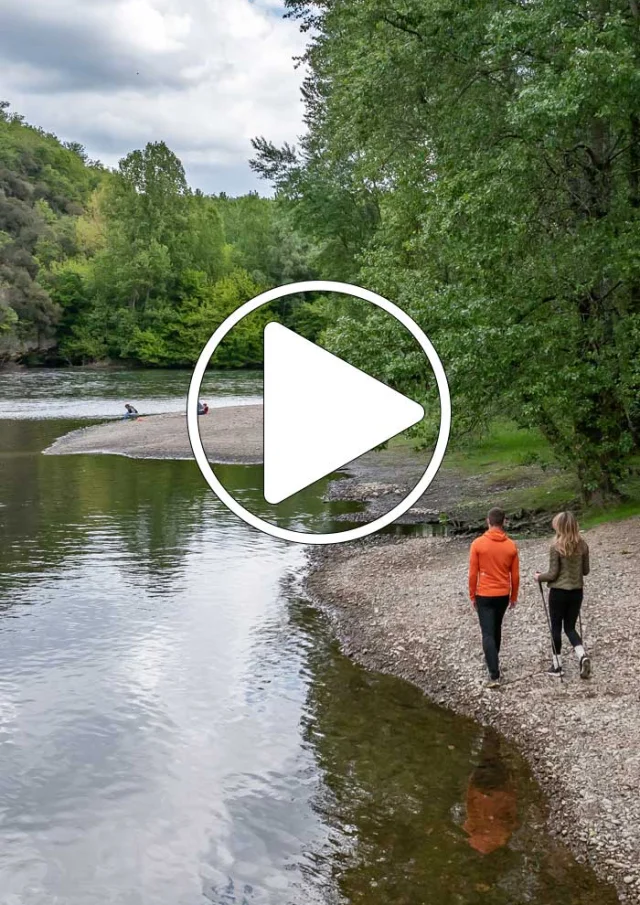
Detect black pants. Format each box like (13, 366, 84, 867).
(549, 588, 583, 655)
(476, 595, 509, 680)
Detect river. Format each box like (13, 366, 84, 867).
(0, 369, 618, 904)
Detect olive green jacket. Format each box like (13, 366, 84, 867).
(538, 540, 590, 590)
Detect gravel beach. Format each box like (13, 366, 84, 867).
(43, 405, 263, 462)
(306, 517, 640, 902)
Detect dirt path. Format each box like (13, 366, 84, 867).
(306, 517, 640, 902)
(43, 405, 263, 463)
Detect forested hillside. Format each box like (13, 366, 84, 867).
(251, 0, 640, 503)
(0, 102, 321, 369)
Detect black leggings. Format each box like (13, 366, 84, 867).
(476, 595, 510, 680)
(549, 588, 583, 654)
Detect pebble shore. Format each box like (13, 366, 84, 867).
(43, 405, 263, 462)
(306, 517, 640, 903)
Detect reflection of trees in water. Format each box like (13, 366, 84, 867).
(0, 421, 67, 556)
(213, 463, 345, 532)
(0, 423, 349, 608)
(86, 457, 208, 581)
(0, 421, 208, 597)
(296, 606, 485, 904)
(288, 600, 618, 905)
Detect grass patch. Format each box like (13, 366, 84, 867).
(581, 500, 640, 529)
(444, 421, 556, 474)
(581, 474, 640, 529)
(507, 474, 580, 512)
(390, 419, 640, 528)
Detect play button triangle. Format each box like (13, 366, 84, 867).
(263, 323, 425, 504)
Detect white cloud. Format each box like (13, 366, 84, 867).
(0, 0, 308, 193)
(116, 0, 192, 53)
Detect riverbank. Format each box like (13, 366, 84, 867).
(43, 412, 585, 531)
(42, 406, 263, 462)
(305, 516, 640, 903)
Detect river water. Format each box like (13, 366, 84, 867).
(0, 370, 618, 904)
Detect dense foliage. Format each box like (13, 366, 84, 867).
(0, 102, 321, 370)
(251, 0, 640, 501)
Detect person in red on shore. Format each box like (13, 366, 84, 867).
(468, 507, 520, 688)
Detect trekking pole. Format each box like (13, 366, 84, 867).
(538, 582, 564, 683)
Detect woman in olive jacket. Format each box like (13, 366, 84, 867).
(535, 511, 591, 679)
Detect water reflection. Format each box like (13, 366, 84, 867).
(463, 731, 518, 855)
(0, 425, 352, 602)
(214, 463, 361, 535)
(292, 600, 617, 905)
(0, 420, 209, 596)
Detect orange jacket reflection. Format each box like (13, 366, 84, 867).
(463, 734, 518, 855)
(463, 783, 518, 854)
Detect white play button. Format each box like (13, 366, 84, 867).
(263, 323, 424, 504)
(187, 279, 450, 545)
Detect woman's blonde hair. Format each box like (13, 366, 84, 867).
(552, 511, 582, 557)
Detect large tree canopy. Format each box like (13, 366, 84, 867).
(251, 0, 640, 501)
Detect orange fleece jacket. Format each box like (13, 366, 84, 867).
(468, 528, 520, 602)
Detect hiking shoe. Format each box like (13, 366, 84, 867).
(580, 655, 592, 679)
(486, 678, 501, 689)
(547, 665, 564, 677)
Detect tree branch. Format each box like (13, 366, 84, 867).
(379, 13, 425, 43)
(591, 280, 624, 304)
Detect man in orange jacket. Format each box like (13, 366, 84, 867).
(468, 507, 519, 687)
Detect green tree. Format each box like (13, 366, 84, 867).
(121, 268, 270, 368)
(0, 101, 102, 360)
(185, 191, 227, 281)
(256, 0, 640, 502)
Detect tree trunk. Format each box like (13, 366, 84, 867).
(629, 112, 640, 311)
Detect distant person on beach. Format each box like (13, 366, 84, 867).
(468, 507, 520, 688)
(198, 401, 209, 415)
(123, 404, 139, 420)
(463, 731, 518, 854)
(535, 511, 591, 679)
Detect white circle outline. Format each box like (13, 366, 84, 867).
(187, 280, 451, 545)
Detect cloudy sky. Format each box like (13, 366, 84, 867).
(0, 0, 308, 195)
